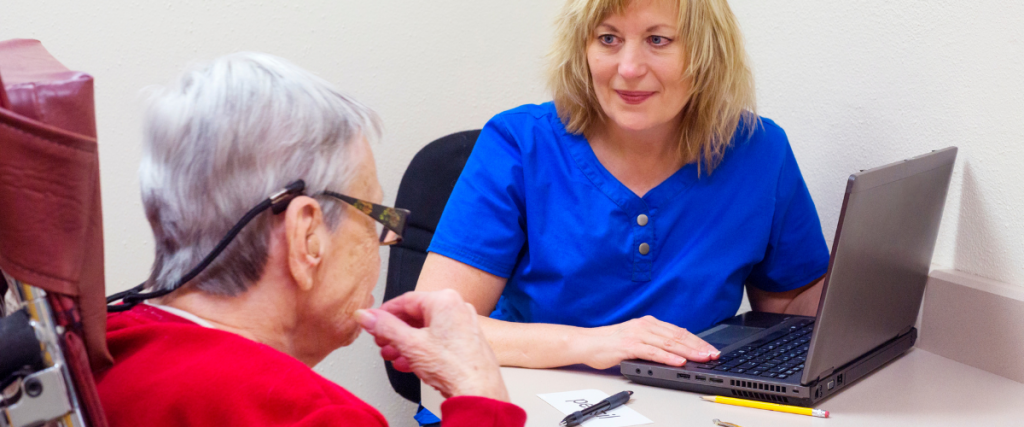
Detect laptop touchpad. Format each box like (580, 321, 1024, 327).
(699, 325, 764, 349)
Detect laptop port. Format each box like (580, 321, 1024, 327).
(677, 373, 691, 379)
(827, 380, 835, 390)
(648, 370, 654, 376)
(836, 373, 844, 387)
(710, 378, 724, 384)
(695, 375, 707, 382)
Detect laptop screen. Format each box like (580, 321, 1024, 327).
(801, 148, 957, 384)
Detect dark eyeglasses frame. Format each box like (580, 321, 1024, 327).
(320, 191, 410, 246)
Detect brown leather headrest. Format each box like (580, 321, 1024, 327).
(0, 38, 111, 369)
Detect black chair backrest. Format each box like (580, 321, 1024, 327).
(384, 129, 480, 403)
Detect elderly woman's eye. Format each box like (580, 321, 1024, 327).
(649, 35, 671, 46)
(599, 34, 617, 45)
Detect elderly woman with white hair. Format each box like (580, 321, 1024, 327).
(418, 0, 830, 371)
(97, 53, 525, 427)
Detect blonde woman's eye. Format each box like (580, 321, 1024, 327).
(599, 34, 617, 45)
(649, 35, 671, 46)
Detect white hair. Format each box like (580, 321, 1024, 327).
(140, 52, 382, 296)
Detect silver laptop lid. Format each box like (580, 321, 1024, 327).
(801, 147, 957, 384)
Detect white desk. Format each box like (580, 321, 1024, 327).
(423, 349, 1024, 426)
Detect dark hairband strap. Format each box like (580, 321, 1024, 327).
(106, 180, 306, 312)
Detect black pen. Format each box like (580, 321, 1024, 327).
(559, 390, 633, 427)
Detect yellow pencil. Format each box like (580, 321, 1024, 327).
(701, 396, 829, 418)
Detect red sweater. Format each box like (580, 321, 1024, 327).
(96, 305, 526, 427)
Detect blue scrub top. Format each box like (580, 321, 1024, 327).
(428, 102, 829, 333)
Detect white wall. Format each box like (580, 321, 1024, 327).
(731, 0, 1024, 288)
(2, 0, 1022, 425)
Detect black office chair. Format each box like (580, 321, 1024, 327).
(384, 129, 481, 406)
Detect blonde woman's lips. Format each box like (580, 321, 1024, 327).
(615, 90, 656, 104)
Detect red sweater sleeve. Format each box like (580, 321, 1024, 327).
(440, 396, 527, 427)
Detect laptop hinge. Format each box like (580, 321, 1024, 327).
(898, 325, 913, 337)
(817, 367, 835, 382)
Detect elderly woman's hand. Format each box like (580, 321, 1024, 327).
(356, 290, 510, 402)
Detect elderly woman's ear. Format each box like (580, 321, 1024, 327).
(282, 196, 327, 291)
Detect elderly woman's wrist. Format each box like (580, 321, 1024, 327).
(450, 375, 510, 402)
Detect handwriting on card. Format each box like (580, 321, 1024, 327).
(537, 389, 652, 427)
(565, 398, 620, 419)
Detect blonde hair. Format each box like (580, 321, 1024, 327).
(548, 0, 757, 174)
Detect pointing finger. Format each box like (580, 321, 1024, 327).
(378, 292, 432, 327)
(360, 309, 424, 356)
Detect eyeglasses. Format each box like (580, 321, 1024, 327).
(320, 191, 410, 246)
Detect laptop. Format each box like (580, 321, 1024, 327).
(621, 147, 958, 406)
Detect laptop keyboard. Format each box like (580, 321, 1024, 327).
(691, 319, 814, 380)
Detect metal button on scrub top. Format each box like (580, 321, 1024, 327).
(637, 214, 649, 226)
(639, 243, 650, 255)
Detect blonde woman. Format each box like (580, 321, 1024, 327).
(417, 0, 828, 370)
